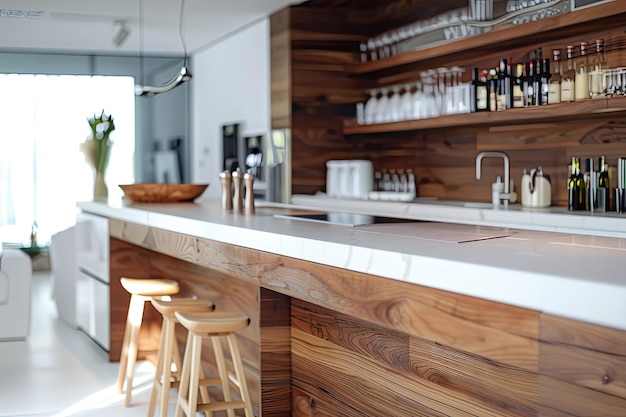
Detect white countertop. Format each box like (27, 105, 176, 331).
(292, 194, 626, 238)
(78, 197, 626, 331)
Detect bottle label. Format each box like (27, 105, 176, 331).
(512, 85, 524, 108)
(561, 80, 575, 102)
(477, 86, 488, 110)
(590, 71, 603, 98)
(496, 94, 506, 111)
(575, 73, 589, 100)
(548, 82, 561, 104)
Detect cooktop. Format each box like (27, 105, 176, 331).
(273, 212, 423, 227)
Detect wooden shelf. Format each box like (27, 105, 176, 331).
(349, 0, 626, 76)
(344, 96, 626, 135)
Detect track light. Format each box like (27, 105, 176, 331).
(113, 20, 130, 47)
(134, 66, 192, 96)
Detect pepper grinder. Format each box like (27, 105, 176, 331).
(244, 172, 255, 214)
(232, 168, 244, 212)
(219, 170, 233, 211)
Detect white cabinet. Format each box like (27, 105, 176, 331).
(75, 212, 110, 351)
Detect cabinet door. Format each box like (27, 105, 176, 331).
(92, 278, 110, 351)
(76, 213, 109, 283)
(75, 270, 92, 334)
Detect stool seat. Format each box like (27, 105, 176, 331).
(120, 277, 179, 297)
(175, 311, 249, 334)
(117, 277, 180, 407)
(151, 298, 215, 318)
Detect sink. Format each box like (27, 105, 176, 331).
(462, 202, 494, 208)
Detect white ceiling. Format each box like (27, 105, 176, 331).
(0, 0, 304, 56)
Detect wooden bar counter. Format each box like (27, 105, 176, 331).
(79, 199, 626, 417)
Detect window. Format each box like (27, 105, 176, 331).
(0, 74, 135, 245)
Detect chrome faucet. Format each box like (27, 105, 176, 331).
(476, 151, 512, 209)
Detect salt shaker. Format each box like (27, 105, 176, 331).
(244, 172, 255, 214)
(219, 170, 233, 210)
(232, 168, 244, 212)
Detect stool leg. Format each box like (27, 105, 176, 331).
(176, 332, 194, 417)
(124, 295, 146, 407)
(117, 295, 136, 393)
(212, 337, 235, 417)
(227, 333, 255, 417)
(187, 334, 203, 417)
(147, 317, 168, 417)
(159, 318, 176, 417)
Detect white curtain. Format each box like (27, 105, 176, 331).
(0, 74, 135, 245)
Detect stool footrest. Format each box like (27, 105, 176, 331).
(199, 377, 223, 386)
(197, 400, 247, 413)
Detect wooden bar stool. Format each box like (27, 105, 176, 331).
(147, 298, 215, 417)
(174, 311, 254, 417)
(116, 277, 180, 407)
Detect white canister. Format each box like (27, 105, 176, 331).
(326, 160, 373, 199)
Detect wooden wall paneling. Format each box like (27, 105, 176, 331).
(277, 0, 626, 206)
(538, 375, 626, 417)
(293, 327, 533, 417)
(539, 313, 626, 416)
(291, 299, 537, 416)
(259, 288, 292, 417)
(271, 8, 291, 130)
(540, 313, 626, 396)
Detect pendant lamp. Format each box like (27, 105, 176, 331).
(135, 0, 192, 96)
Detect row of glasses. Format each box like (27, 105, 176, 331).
(360, 8, 471, 63)
(603, 68, 626, 97)
(357, 67, 470, 125)
(507, 0, 569, 25)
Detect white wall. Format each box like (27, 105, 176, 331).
(190, 19, 271, 198)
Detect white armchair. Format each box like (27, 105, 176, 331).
(0, 248, 32, 341)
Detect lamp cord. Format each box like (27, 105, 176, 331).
(139, 0, 144, 86)
(179, 0, 188, 66)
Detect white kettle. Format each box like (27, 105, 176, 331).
(521, 167, 551, 208)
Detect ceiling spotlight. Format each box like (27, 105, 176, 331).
(113, 20, 130, 47)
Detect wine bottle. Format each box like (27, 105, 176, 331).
(471, 68, 489, 112)
(574, 41, 589, 100)
(568, 157, 585, 211)
(537, 58, 551, 106)
(497, 58, 512, 110)
(597, 156, 610, 211)
(524, 61, 536, 107)
(489, 68, 498, 111)
(590, 39, 606, 99)
(512, 63, 525, 108)
(561, 45, 576, 102)
(548, 50, 562, 104)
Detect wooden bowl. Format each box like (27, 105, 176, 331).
(119, 183, 209, 203)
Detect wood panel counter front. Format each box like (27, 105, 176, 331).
(81, 200, 626, 417)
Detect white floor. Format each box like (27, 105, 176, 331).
(0, 271, 168, 417)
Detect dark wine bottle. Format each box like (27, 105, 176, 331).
(512, 63, 525, 108)
(524, 61, 536, 107)
(597, 155, 610, 211)
(497, 58, 512, 110)
(568, 157, 585, 211)
(471, 68, 489, 112)
(539, 58, 550, 106)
